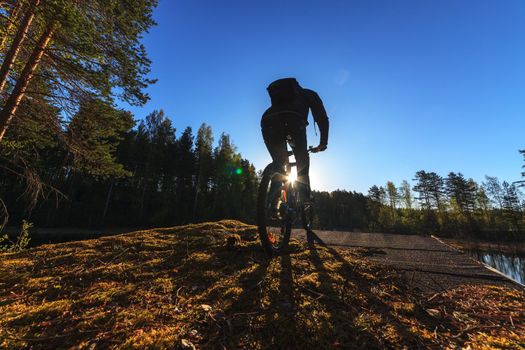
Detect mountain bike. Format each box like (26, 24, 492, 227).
(257, 142, 321, 257)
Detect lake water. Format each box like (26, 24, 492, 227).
(468, 249, 525, 285)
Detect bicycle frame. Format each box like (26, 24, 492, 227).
(277, 141, 317, 226)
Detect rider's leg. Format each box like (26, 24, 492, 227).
(262, 124, 288, 209)
(288, 121, 311, 201)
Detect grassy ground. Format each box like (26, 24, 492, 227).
(0, 220, 524, 349)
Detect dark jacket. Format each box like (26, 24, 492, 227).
(261, 78, 329, 146)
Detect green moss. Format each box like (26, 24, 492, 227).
(0, 220, 523, 349)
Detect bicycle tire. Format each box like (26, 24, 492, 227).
(257, 163, 292, 257)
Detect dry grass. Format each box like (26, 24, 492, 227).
(0, 220, 523, 349)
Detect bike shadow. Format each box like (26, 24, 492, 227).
(306, 229, 326, 246)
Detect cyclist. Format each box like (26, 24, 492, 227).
(260, 77, 329, 242)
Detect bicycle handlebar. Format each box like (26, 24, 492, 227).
(287, 146, 323, 157)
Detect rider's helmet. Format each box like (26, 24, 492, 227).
(267, 77, 301, 105)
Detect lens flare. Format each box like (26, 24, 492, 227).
(288, 167, 297, 183)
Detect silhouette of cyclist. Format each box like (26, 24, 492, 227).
(261, 77, 329, 207)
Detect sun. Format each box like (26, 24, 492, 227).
(288, 167, 298, 183)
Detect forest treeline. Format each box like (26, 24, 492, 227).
(2, 108, 259, 226)
(312, 170, 525, 241)
(3, 97, 524, 241)
(349, 172, 524, 240)
(2, 95, 524, 241)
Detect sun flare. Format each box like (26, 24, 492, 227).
(288, 167, 297, 183)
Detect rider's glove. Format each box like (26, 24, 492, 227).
(310, 144, 327, 153)
(316, 144, 327, 152)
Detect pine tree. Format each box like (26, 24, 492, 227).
(368, 185, 385, 204)
(413, 170, 432, 210)
(176, 127, 196, 223)
(413, 170, 444, 232)
(67, 98, 134, 179)
(386, 181, 398, 213)
(0, 1, 23, 55)
(0, 0, 158, 140)
(0, 0, 39, 94)
(483, 176, 504, 210)
(427, 172, 445, 211)
(367, 185, 387, 230)
(446, 172, 470, 212)
(193, 123, 214, 220)
(0, 20, 56, 140)
(473, 185, 491, 230)
(238, 158, 258, 222)
(212, 133, 235, 218)
(502, 181, 522, 231)
(465, 179, 478, 212)
(399, 180, 413, 209)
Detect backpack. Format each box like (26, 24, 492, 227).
(267, 78, 301, 105)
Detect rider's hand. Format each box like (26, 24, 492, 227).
(311, 144, 327, 153)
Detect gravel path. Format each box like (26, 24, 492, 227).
(292, 229, 520, 293)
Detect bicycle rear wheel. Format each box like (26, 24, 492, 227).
(257, 163, 292, 257)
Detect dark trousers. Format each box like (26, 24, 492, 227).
(262, 117, 310, 200)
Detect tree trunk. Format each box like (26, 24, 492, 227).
(0, 20, 55, 142)
(0, 2, 22, 52)
(101, 179, 114, 224)
(193, 168, 202, 221)
(0, 0, 40, 94)
(138, 179, 147, 224)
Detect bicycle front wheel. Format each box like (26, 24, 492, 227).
(257, 163, 292, 257)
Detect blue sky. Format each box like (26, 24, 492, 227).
(120, 0, 525, 193)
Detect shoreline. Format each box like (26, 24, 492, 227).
(443, 238, 525, 256)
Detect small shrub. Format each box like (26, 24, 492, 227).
(0, 220, 32, 253)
